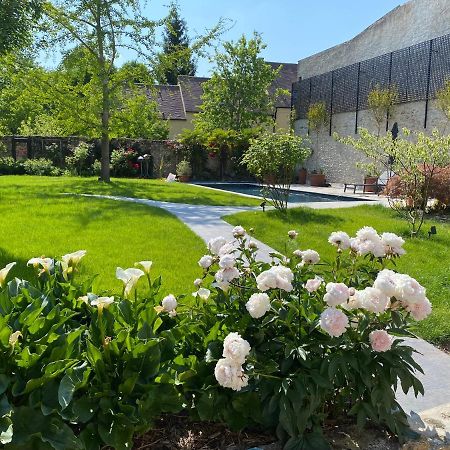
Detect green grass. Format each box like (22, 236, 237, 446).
(224, 205, 450, 344)
(0, 175, 260, 206)
(0, 177, 210, 294)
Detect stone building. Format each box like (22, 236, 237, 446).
(152, 62, 297, 138)
(294, 0, 450, 183)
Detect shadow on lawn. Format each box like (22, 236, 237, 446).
(269, 207, 346, 227)
(0, 248, 34, 282)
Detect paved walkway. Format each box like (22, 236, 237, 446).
(74, 193, 450, 439)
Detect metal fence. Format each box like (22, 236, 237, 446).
(293, 33, 450, 132)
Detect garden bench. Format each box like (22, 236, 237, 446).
(343, 182, 383, 194)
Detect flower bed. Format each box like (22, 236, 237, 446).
(0, 225, 431, 449)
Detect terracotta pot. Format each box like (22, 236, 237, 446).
(298, 168, 307, 185)
(309, 173, 326, 187)
(364, 176, 378, 193)
(178, 175, 190, 183)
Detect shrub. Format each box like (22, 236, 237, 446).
(182, 226, 428, 448)
(110, 147, 138, 177)
(176, 160, 192, 177)
(0, 157, 25, 175)
(92, 159, 102, 177)
(241, 132, 311, 212)
(22, 158, 62, 176)
(65, 142, 93, 176)
(0, 255, 182, 449)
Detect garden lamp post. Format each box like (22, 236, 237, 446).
(138, 156, 144, 178)
(143, 154, 150, 178)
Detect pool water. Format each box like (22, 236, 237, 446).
(197, 183, 367, 203)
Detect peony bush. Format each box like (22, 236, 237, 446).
(0, 225, 431, 450)
(180, 225, 429, 449)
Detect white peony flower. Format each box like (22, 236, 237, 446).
(223, 332, 251, 365)
(135, 260, 153, 274)
(198, 255, 214, 269)
(194, 278, 203, 287)
(218, 242, 236, 256)
(116, 267, 145, 298)
(162, 294, 177, 312)
(232, 225, 246, 237)
(357, 287, 390, 313)
(62, 250, 86, 266)
(256, 266, 294, 292)
(328, 231, 351, 250)
(381, 232, 406, 256)
(320, 307, 349, 337)
(215, 267, 240, 284)
(369, 330, 393, 352)
(246, 293, 271, 319)
(219, 254, 236, 269)
(288, 230, 298, 239)
(91, 296, 114, 311)
(27, 257, 54, 273)
(373, 269, 398, 297)
(293, 249, 303, 258)
(395, 274, 426, 304)
(0, 262, 16, 287)
(248, 240, 258, 250)
(208, 236, 227, 255)
(356, 226, 380, 242)
(214, 358, 248, 391)
(404, 297, 432, 321)
(192, 288, 211, 300)
(301, 249, 320, 265)
(305, 277, 322, 293)
(212, 280, 230, 292)
(323, 282, 350, 306)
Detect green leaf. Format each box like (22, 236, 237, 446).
(58, 363, 91, 409)
(0, 375, 10, 395)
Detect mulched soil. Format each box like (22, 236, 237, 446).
(127, 414, 400, 450)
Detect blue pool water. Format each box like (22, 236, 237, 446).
(197, 183, 367, 203)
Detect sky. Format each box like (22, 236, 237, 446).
(118, 0, 407, 76)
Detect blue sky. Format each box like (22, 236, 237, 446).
(124, 0, 406, 76)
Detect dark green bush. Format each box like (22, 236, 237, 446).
(0, 157, 25, 175)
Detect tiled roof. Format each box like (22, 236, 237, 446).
(152, 84, 186, 120)
(266, 62, 298, 108)
(177, 75, 209, 113)
(150, 62, 298, 119)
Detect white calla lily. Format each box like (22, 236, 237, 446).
(0, 262, 16, 287)
(116, 267, 145, 297)
(62, 250, 87, 266)
(135, 260, 153, 274)
(91, 296, 114, 311)
(27, 257, 54, 273)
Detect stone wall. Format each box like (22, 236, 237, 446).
(295, 100, 449, 183)
(0, 136, 181, 178)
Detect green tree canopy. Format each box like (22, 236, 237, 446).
(156, 3, 196, 85)
(195, 33, 282, 132)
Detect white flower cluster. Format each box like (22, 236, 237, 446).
(348, 227, 406, 258)
(256, 266, 294, 292)
(214, 332, 250, 391)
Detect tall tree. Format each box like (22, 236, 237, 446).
(0, 0, 42, 55)
(157, 3, 196, 85)
(195, 33, 282, 132)
(43, 0, 225, 182)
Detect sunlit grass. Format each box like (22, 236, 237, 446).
(224, 205, 450, 344)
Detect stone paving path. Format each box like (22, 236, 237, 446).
(74, 193, 450, 438)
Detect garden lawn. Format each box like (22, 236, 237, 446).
(224, 205, 450, 345)
(0, 179, 207, 294)
(0, 175, 260, 206)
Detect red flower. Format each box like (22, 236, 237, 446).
(133, 163, 140, 169)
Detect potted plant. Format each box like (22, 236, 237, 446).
(362, 163, 382, 193)
(176, 160, 192, 182)
(298, 167, 307, 184)
(309, 168, 326, 187)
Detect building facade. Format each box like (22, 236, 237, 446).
(294, 0, 450, 183)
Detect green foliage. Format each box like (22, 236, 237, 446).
(241, 132, 311, 211)
(195, 33, 282, 131)
(0, 0, 42, 55)
(110, 148, 138, 178)
(0, 255, 182, 449)
(336, 128, 450, 235)
(156, 2, 196, 85)
(22, 158, 61, 176)
(436, 78, 450, 122)
(176, 160, 192, 177)
(182, 229, 425, 448)
(65, 142, 92, 176)
(367, 85, 398, 134)
(306, 102, 328, 133)
(0, 157, 25, 175)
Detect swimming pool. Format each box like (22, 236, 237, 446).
(196, 183, 368, 203)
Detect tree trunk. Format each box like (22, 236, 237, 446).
(100, 101, 110, 182)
